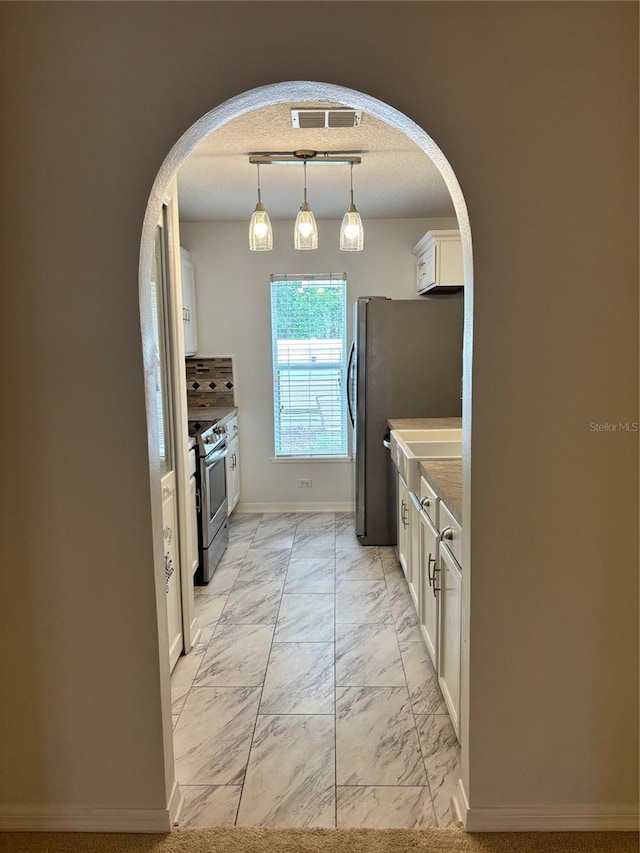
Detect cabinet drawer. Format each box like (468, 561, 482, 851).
(419, 475, 438, 529)
(439, 501, 462, 568)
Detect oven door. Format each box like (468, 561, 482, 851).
(201, 442, 228, 547)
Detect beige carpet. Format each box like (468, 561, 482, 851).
(0, 828, 638, 853)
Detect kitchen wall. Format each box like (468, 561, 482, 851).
(180, 217, 457, 509)
(1, 1, 637, 833)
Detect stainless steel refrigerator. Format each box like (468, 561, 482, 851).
(347, 296, 463, 545)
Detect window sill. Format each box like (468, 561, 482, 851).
(270, 456, 353, 464)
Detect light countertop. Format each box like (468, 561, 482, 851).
(387, 416, 462, 431)
(188, 406, 237, 424)
(419, 459, 462, 525)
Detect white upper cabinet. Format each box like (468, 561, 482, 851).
(412, 229, 463, 294)
(180, 247, 198, 356)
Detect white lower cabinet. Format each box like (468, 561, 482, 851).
(437, 538, 462, 739)
(394, 458, 463, 744)
(223, 413, 240, 515)
(408, 492, 422, 612)
(419, 508, 439, 669)
(397, 473, 411, 579)
(226, 435, 240, 513)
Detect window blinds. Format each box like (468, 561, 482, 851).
(270, 275, 348, 458)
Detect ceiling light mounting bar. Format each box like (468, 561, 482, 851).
(249, 150, 361, 167)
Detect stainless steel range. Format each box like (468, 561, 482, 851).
(188, 418, 229, 584)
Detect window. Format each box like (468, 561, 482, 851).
(270, 274, 348, 458)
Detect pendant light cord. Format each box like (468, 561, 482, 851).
(303, 161, 308, 204)
(257, 162, 262, 203)
(350, 162, 354, 206)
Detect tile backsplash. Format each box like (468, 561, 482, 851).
(186, 357, 235, 407)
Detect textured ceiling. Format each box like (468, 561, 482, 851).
(177, 103, 456, 222)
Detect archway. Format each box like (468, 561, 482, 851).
(140, 81, 474, 826)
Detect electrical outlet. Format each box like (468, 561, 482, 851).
(298, 478, 312, 488)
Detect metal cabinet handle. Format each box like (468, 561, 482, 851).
(420, 497, 431, 509)
(440, 526, 454, 541)
(427, 553, 435, 586)
(195, 488, 201, 514)
(432, 564, 441, 597)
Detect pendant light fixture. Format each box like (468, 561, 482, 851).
(249, 162, 273, 251)
(340, 162, 364, 251)
(294, 160, 318, 250)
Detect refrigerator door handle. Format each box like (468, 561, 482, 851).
(346, 342, 356, 427)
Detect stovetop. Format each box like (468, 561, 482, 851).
(188, 416, 229, 457)
(188, 420, 216, 438)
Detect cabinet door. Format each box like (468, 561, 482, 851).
(226, 434, 240, 514)
(437, 238, 464, 287)
(416, 243, 436, 293)
(408, 493, 421, 612)
(180, 248, 198, 356)
(397, 475, 410, 578)
(187, 474, 198, 575)
(162, 469, 183, 671)
(419, 510, 439, 669)
(437, 542, 462, 740)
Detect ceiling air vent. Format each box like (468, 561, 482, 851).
(291, 108, 362, 129)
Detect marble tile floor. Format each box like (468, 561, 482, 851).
(171, 511, 460, 829)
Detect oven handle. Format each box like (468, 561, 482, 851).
(203, 443, 228, 468)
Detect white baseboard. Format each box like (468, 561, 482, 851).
(168, 779, 184, 827)
(461, 797, 639, 832)
(236, 502, 354, 513)
(451, 776, 468, 827)
(0, 804, 172, 833)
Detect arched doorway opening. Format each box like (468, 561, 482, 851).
(140, 81, 474, 828)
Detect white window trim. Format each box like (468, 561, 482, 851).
(270, 456, 353, 464)
(270, 274, 349, 460)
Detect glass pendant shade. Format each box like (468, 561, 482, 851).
(294, 202, 318, 250)
(249, 202, 272, 251)
(340, 162, 364, 251)
(294, 162, 318, 250)
(340, 203, 364, 251)
(249, 164, 273, 251)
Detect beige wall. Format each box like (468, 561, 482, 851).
(0, 0, 637, 825)
(180, 217, 456, 508)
